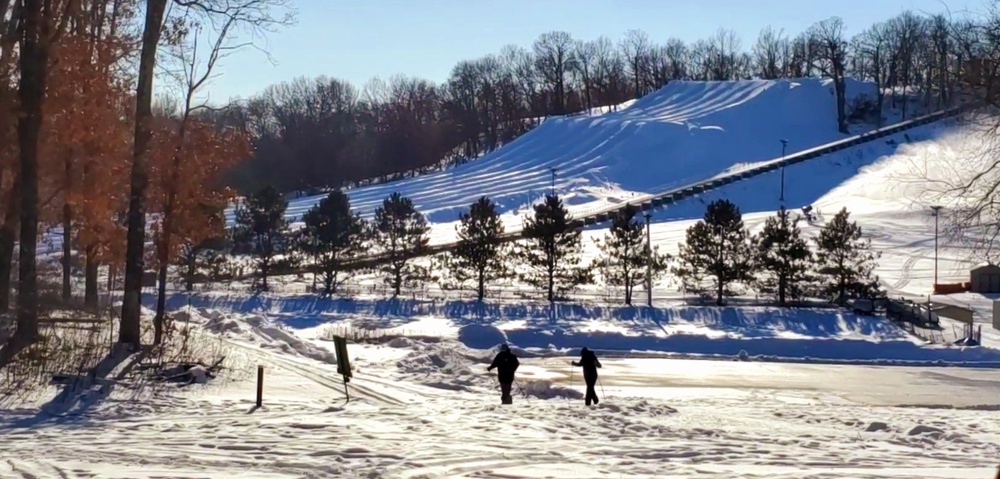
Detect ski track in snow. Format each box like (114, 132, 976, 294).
(2, 325, 1000, 479)
(3, 381, 999, 478)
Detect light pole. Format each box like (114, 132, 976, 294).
(644, 212, 652, 307)
(931, 205, 942, 286)
(780, 139, 789, 203)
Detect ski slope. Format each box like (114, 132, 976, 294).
(229, 78, 890, 244)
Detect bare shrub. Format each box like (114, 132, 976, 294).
(320, 324, 411, 345)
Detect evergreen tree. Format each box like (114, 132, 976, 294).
(814, 207, 881, 302)
(301, 191, 365, 296)
(519, 194, 587, 302)
(756, 207, 813, 306)
(373, 192, 430, 296)
(234, 186, 289, 291)
(676, 199, 754, 306)
(451, 196, 509, 301)
(593, 204, 669, 305)
(177, 236, 229, 292)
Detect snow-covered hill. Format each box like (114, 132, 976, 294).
(228, 78, 890, 244)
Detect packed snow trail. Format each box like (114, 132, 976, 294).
(3, 338, 999, 479)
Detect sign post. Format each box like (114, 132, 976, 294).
(333, 336, 353, 401)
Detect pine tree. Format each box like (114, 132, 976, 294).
(676, 199, 754, 306)
(756, 207, 813, 306)
(373, 192, 430, 296)
(593, 204, 669, 305)
(234, 186, 288, 291)
(815, 207, 881, 302)
(451, 196, 508, 301)
(519, 194, 586, 302)
(301, 190, 365, 296)
(177, 236, 229, 292)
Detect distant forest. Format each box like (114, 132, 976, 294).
(213, 10, 987, 194)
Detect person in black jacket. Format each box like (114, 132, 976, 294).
(487, 343, 519, 404)
(571, 347, 602, 406)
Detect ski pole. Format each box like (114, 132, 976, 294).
(598, 377, 606, 399)
(515, 380, 530, 402)
(568, 364, 574, 390)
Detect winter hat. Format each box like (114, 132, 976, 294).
(500, 343, 510, 352)
(581, 347, 589, 355)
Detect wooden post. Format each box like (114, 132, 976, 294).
(256, 365, 264, 407)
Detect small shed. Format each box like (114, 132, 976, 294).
(970, 264, 1000, 293)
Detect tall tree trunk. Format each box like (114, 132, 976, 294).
(0, 189, 18, 314)
(778, 274, 786, 307)
(477, 268, 485, 302)
(3, 0, 50, 364)
(0, 6, 19, 317)
(185, 252, 195, 292)
(84, 246, 98, 311)
(61, 202, 70, 300)
(153, 255, 167, 344)
(835, 74, 848, 134)
(625, 282, 631, 306)
(119, 0, 168, 347)
(155, 117, 189, 344)
(716, 277, 724, 307)
(61, 154, 72, 302)
(547, 259, 554, 303)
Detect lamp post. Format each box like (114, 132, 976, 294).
(644, 212, 652, 307)
(780, 139, 789, 203)
(931, 205, 942, 287)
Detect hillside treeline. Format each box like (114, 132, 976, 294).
(224, 10, 998, 194)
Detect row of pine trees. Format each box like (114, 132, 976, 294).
(224, 187, 880, 306)
(677, 199, 881, 306)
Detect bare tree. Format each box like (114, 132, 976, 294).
(573, 39, 597, 111)
(662, 38, 688, 80)
(705, 28, 744, 80)
(153, 0, 289, 344)
(807, 17, 850, 133)
(620, 29, 651, 98)
(120, 0, 293, 347)
(119, 0, 170, 348)
(852, 22, 890, 123)
(533, 31, 576, 115)
(885, 11, 926, 117)
(753, 26, 786, 79)
(592, 36, 627, 108)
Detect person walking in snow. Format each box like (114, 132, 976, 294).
(487, 343, 519, 405)
(572, 347, 602, 406)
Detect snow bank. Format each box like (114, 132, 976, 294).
(518, 379, 583, 400)
(457, 323, 507, 350)
(183, 308, 338, 364)
(162, 295, 1000, 367)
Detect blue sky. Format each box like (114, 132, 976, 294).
(192, 0, 984, 104)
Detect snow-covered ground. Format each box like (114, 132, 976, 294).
(3, 309, 998, 479)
